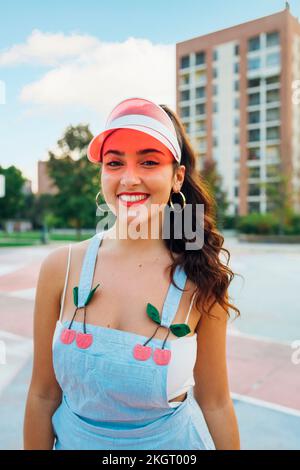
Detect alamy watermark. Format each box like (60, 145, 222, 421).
(95, 201, 205, 251)
(291, 339, 300, 365)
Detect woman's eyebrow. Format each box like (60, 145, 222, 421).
(103, 148, 165, 156)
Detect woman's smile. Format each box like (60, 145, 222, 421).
(117, 192, 150, 207)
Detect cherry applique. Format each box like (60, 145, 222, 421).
(60, 283, 100, 349)
(132, 303, 192, 366)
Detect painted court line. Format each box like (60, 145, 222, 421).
(227, 326, 293, 347)
(4, 288, 36, 301)
(231, 392, 300, 418)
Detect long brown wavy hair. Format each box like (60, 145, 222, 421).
(160, 104, 241, 321)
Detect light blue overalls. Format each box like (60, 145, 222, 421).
(51, 231, 216, 450)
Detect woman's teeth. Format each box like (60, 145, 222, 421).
(119, 194, 149, 202)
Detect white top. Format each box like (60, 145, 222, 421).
(59, 244, 197, 407)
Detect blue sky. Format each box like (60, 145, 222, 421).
(0, 0, 299, 192)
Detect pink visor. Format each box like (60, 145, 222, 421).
(87, 97, 182, 164)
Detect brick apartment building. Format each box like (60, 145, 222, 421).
(176, 5, 300, 215)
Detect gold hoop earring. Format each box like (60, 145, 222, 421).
(95, 191, 106, 212)
(169, 190, 186, 212)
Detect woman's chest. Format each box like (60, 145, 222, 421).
(62, 253, 199, 340)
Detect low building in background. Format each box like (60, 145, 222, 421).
(37, 160, 58, 195)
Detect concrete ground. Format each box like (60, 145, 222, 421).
(0, 234, 299, 450)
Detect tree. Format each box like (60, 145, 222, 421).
(47, 124, 103, 238)
(261, 171, 294, 235)
(0, 165, 27, 227)
(201, 159, 230, 230)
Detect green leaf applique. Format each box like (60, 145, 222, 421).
(84, 283, 100, 306)
(146, 303, 161, 325)
(170, 323, 191, 337)
(73, 284, 100, 307)
(73, 287, 79, 307)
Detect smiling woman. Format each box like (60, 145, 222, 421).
(100, 127, 183, 225)
(24, 97, 240, 451)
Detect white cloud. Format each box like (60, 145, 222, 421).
(0, 29, 99, 66)
(0, 30, 175, 115)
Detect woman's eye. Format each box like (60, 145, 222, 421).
(105, 160, 158, 167)
(106, 161, 122, 167)
(142, 160, 159, 166)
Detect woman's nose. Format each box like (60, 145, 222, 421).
(120, 166, 141, 185)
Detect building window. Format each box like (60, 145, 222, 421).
(195, 120, 206, 132)
(234, 98, 240, 110)
(234, 44, 240, 56)
(213, 84, 218, 95)
(266, 127, 280, 140)
(266, 145, 280, 161)
(266, 52, 280, 67)
(234, 62, 239, 74)
(180, 106, 190, 118)
(213, 102, 218, 113)
(195, 103, 206, 115)
(213, 49, 218, 61)
(180, 55, 190, 69)
(248, 129, 260, 142)
(248, 92, 260, 106)
(195, 70, 206, 84)
(195, 86, 206, 99)
(234, 115, 240, 127)
(266, 89, 280, 103)
(213, 136, 218, 147)
(234, 133, 240, 144)
(248, 36, 260, 52)
(248, 201, 260, 213)
(248, 78, 260, 88)
(183, 122, 190, 133)
(213, 68, 218, 79)
(248, 57, 261, 70)
(234, 186, 239, 197)
(234, 80, 240, 92)
(180, 89, 190, 101)
(248, 110, 260, 124)
(248, 166, 261, 178)
(266, 164, 280, 178)
(266, 31, 280, 47)
(266, 107, 280, 122)
(266, 75, 280, 85)
(195, 51, 205, 66)
(180, 74, 190, 86)
(247, 147, 260, 160)
(248, 184, 261, 197)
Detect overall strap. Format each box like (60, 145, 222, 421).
(59, 243, 72, 323)
(160, 265, 188, 328)
(77, 231, 105, 308)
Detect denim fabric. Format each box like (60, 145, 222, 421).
(52, 231, 216, 450)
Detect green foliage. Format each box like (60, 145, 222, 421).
(236, 211, 300, 235)
(200, 159, 230, 230)
(222, 215, 238, 229)
(236, 213, 279, 234)
(0, 166, 27, 224)
(46, 124, 105, 236)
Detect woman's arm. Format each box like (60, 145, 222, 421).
(23, 246, 68, 450)
(193, 294, 240, 450)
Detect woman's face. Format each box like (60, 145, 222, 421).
(100, 128, 185, 227)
